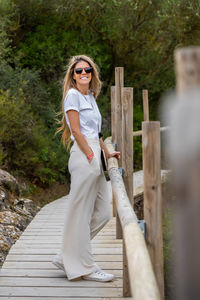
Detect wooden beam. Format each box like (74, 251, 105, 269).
(124, 222, 161, 300)
(111, 86, 116, 144)
(105, 137, 161, 300)
(142, 121, 164, 299)
(121, 87, 134, 297)
(111, 86, 117, 218)
(115, 67, 124, 168)
(142, 90, 149, 121)
(133, 126, 169, 137)
(115, 67, 124, 240)
(122, 87, 134, 206)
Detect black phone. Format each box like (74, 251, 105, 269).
(101, 149, 107, 171)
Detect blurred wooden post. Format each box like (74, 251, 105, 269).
(175, 46, 200, 94)
(142, 121, 164, 299)
(174, 47, 200, 300)
(142, 89, 149, 121)
(115, 67, 124, 239)
(122, 87, 133, 297)
(111, 86, 117, 217)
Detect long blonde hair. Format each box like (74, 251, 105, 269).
(56, 55, 102, 148)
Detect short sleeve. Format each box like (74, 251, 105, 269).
(64, 90, 80, 113)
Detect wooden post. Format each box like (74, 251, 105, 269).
(111, 86, 116, 144)
(122, 87, 133, 297)
(123, 239, 131, 297)
(111, 86, 117, 217)
(122, 87, 134, 206)
(142, 89, 149, 121)
(173, 47, 200, 300)
(175, 46, 200, 94)
(115, 67, 124, 168)
(142, 121, 164, 299)
(115, 67, 124, 239)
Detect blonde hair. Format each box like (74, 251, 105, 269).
(56, 55, 102, 148)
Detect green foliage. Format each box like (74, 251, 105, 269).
(1, 0, 200, 188)
(0, 65, 56, 127)
(0, 0, 18, 64)
(0, 89, 68, 186)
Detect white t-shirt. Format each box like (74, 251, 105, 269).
(64, 88, 102, 141)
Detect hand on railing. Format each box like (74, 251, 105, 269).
(106, 151, 120, 160)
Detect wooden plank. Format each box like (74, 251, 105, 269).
(23, 225, 116, 233)
(0, 277, 122, 287)
(1, 296, 133, 300)
(12, 243, 122, 249)
(6, 254, 122, 262)
(0, 287, 122, 297)
(9, 248, 122, 255)
(142, 121, 164, 299)
(2, 261, 122, 269)
(15, 239, 122, 244)
(22, 229, 116, 235)
(20, 232, 115, 237)
(0, 269, 123, 278)
(14, 236, 118, 243)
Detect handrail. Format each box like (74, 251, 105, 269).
(133, 126, 170, 137)
(105, 137, 161, 300)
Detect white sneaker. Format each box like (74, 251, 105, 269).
(52, 255, 65, 272)
(82, 270, 115, 282)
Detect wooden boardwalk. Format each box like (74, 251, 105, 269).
(0, 195, 129, 300)
(0, 171, 169, 299)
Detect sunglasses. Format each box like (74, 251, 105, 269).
(75, 67, 93, 74)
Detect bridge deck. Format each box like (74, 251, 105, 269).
(0, 196, 130, 300)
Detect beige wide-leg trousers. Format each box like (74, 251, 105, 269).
(60, 138, 112, 280)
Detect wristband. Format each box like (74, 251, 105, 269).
(98, 132, 103, 138)
(87, 152, 94, 159)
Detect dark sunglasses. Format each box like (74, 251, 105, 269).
(75, 67, 93, 74)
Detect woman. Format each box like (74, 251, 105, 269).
(52, 55, 120, 282)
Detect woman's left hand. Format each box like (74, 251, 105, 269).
(107, 151, 120, 160)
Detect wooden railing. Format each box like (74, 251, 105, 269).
(105, 137, 161, 300)
(108, 67, 164, 299)
(133, 126, 169, 137)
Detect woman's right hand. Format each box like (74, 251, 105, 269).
(88, 155, 94, 164)
(87, 148, 94, 163)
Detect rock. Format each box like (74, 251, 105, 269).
(0, 169, 19, 196)
(0, 210, 31, 230)
(0, 224, 21, 242)
(0, 188, 9, 211)
(0, 227, 22, 266)
(0, 169, 41, 267)
(22, 198, 40, 216)
(14, 198, 40, 217)
(0, 233, 12, 252)
(0, 209, 34, 266)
